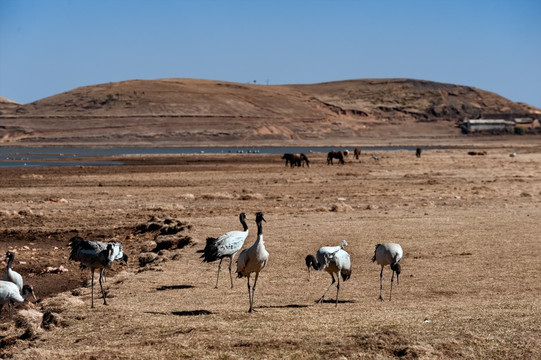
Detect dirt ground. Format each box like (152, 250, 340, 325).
(0, 145, 540, 359)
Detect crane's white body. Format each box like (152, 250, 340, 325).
(372, 243, 403, 301)
(307, 240, 351, 306)
(69, 237, 127, 308)
(0, 281, 36, 318)
(236, 235, 268, 276)
(201, 213, 249, 288)
(237, 212, 268, 312)
(2, 252, 23, 291)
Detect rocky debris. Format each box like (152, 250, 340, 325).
(135, 216, 195, 267)
(41, 265, 68, 274)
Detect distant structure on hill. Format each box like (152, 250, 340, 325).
(461, 117, 540, 133)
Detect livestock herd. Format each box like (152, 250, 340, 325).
(282, 147, 423, 167)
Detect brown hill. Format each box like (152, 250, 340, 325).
(1, 78, 539, 146)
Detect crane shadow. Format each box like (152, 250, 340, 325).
(143, 309, 213, 316)
(172, 310, 213, 316)
(156, 284, 195, 291)
(316, 299, 356, 304)
(258, 304, 309, 309)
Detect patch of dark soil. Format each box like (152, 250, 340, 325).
(0, 227, 133, 300)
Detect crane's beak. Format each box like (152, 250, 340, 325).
(396, 272, 400, 286)
(29, 285, 37, 302)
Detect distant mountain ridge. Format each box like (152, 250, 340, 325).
(1, 78, 539, 146)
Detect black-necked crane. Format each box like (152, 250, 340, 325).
(2, 251, 23, 291)
(68, 236, 127, 308)
(305, 240, 351, 306)
(201, 212, 249, 288)
(372, 243, 403, 301)
(0, 281, 36, 319)
(236, 212, 268, 313)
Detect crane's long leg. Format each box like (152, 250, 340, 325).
(228, 256, 234, 289)
(390, 270, 395, 301)
(99, 269, 107, 305)
(246, 275, 252, 312)
(318, 274, 336, 303)
(215, 258, 223, 289)
(335, 272, 341, 306)
(91, 268, 95, 308)
(249, 272, 260, 313)
(379, 267, 384, 301)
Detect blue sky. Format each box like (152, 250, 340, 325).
(1, 0, 540, 107)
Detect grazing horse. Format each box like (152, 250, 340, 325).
(327, 151, 345, 165)
(353, 147, 361, 160)
(282, 153, 295, 166)
(416, 147, 422, 158)
(282, 153, 310, 167)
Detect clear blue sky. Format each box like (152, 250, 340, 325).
(1, 0, 540, 107)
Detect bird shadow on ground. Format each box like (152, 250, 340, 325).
(316, 299, 356, 304)
(143, 309, 213, 316)
(258, 304, 309, 309)
(156, 284, 195, 291)
(172, 310, 213, 316)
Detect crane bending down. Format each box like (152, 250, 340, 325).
(201, 213, 249, 288)
(237, 212, 268, 313)
(0, 281, 36, 319)
(2, 251, 23, 291)
(372, 243, 402, 301)
(69, 237, 128, 308)
(305, 240, 351, 306)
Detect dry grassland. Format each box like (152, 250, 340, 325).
(0, 147, 540, 359)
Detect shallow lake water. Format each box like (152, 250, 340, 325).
(0, 146, 424, 167)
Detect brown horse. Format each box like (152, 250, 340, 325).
(353, 147, 361, 160)
(327, 151, 345, 165)
(282, 153, 310, 167)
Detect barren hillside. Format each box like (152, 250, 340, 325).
(1, 78, 539, 146)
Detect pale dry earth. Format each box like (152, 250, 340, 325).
(0, 145, 540, 359)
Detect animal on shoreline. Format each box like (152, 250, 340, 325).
(69, 237, 128, 308)
(237, 212, 268, 313)
(201, 213, 249, 288)
(372, 243, 402, 301)
(416, 147, 422, 158)
(468, 151, 487, 156)
(327, 151, 345, 165)
(305, 240, 351, 306)
(281, 153, 310, 167)
(353, 147, 361, 160)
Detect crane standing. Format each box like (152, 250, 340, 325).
(201, 213, 249, 288)
(372, 243, 403, 301)
(305, 240, 351, 306)
(69, 237, 127, 308)
(237, 212, 268, 313)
